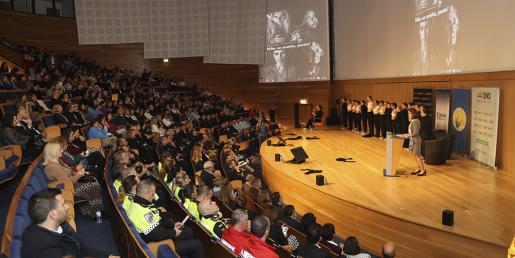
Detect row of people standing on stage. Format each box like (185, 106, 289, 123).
(339, 97, 432, 141)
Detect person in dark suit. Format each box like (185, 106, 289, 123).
(340, 98, 348, 129)
(321, 223, 343, 255)
(200, 161, 216, 188)
(282, 205, 302, 231)
(385, 102, 393, 134)
(419, 107, 433, 156)
(21, 188, 116, 258)
(293, 223, 331, 258)
(360, 100, 368, 134)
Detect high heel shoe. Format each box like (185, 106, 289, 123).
(417, 170, 427, 176)
(411, 169, 421, 175)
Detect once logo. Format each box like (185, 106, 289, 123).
(453, 107, 466, 132)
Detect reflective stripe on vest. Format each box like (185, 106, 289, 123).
(183, 198, 200, 220)
(127, 201, 161, 235)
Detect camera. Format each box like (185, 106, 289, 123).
(135, 165, 143, 173)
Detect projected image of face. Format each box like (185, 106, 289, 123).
(264, 48, 295, 82)
(305, 10, 318, 29)
(418, 21, 429, 62)
(308, 42, 323, 64)
(267, 10, 290, 44)
(448, 6, 459, 45)
(305, 42, 324, 78)
(273, 49, 286, 65)
(292, 9, 319, 43)
(261, 0, 328, 83)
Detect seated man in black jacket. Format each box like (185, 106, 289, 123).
(294, 223, 331, 258)
(282, 205, 302, 231)
(22, 188, 117, 258)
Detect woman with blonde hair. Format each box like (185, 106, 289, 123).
(172, 170, 191, 204)
(191, 142, 205, 171)
(44, 137, 104, 218)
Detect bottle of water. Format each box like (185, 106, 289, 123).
(96, 211, 102, 224)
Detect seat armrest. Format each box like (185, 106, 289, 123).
(147, 239, 176, 257)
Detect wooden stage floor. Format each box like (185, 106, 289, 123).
(260, 128, 514, 258)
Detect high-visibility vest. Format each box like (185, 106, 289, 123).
(113, 178, 122, 194)
(126, 200, 161, 235)
(183, 198, 200, 220)
(200, 215, 227, 239)
(122, 193, 134, 211)
(174, 185, 183, 201)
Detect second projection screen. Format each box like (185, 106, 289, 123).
(260, 0, 329, 83)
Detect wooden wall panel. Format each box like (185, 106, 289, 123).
(332, 71, 515, 173)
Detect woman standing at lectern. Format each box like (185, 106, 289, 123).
(408, 108, 426, 176)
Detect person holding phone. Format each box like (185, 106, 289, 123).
(126, 179, 204, 258)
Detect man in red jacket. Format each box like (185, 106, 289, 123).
(240, 215, 279, 258)
(221, 209, 251, 254)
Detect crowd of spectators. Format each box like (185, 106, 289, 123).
(0, 38, 395, 258)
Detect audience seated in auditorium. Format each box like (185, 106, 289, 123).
(171, 170, 190, 203)
(184, 185, 213, 221)
(43, 140, 104, 218)
(282, 204, 302, 231)
(22, 188, 118, 258)
(321, 223, 343, 255)
(240, 215, 279, 258)
(342, 236, 371, 258)
(382, 242, 396, 258)
(221, 208, 251, 254)
(198, 199, 228, 239)
(0, 38, 388, 258)
(126, 179, 204, 258)
(294, 223, 331, 258)
(200, 160, 226, 189)
(264, 206, 293, 248)
(300, 212, 317, 234)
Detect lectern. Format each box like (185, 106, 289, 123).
(384, 134, 405, 176)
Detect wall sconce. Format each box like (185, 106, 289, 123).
(300, 98, 308, 104)
(163, 58, 169, 63)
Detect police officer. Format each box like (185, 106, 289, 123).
(198, 199, 227, 239)
(127, 179, 204, 258)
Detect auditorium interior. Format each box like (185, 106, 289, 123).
(0, 1, 514, 258)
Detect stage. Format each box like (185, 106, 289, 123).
(260, 128, 514, 258)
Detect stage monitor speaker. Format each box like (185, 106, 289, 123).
(442, 210, 454, 226)
(290, 146, 309, 164)
(316, 175, 325, 186)
(267, 140, 272, 146)
(275, 154, 281, 162)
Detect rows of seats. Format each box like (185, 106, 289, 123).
(161, 181, 239, 258)
(217, 142, 342, 258)
(1, 155, 76, 258)
(103, 153, 179, 258)
(0, 145, 21, 184)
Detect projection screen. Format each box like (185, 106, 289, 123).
(334, 0, 515, 80)
(259, 0, 330, 83)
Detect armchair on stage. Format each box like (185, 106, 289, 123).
(384, 133, 406, 176)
